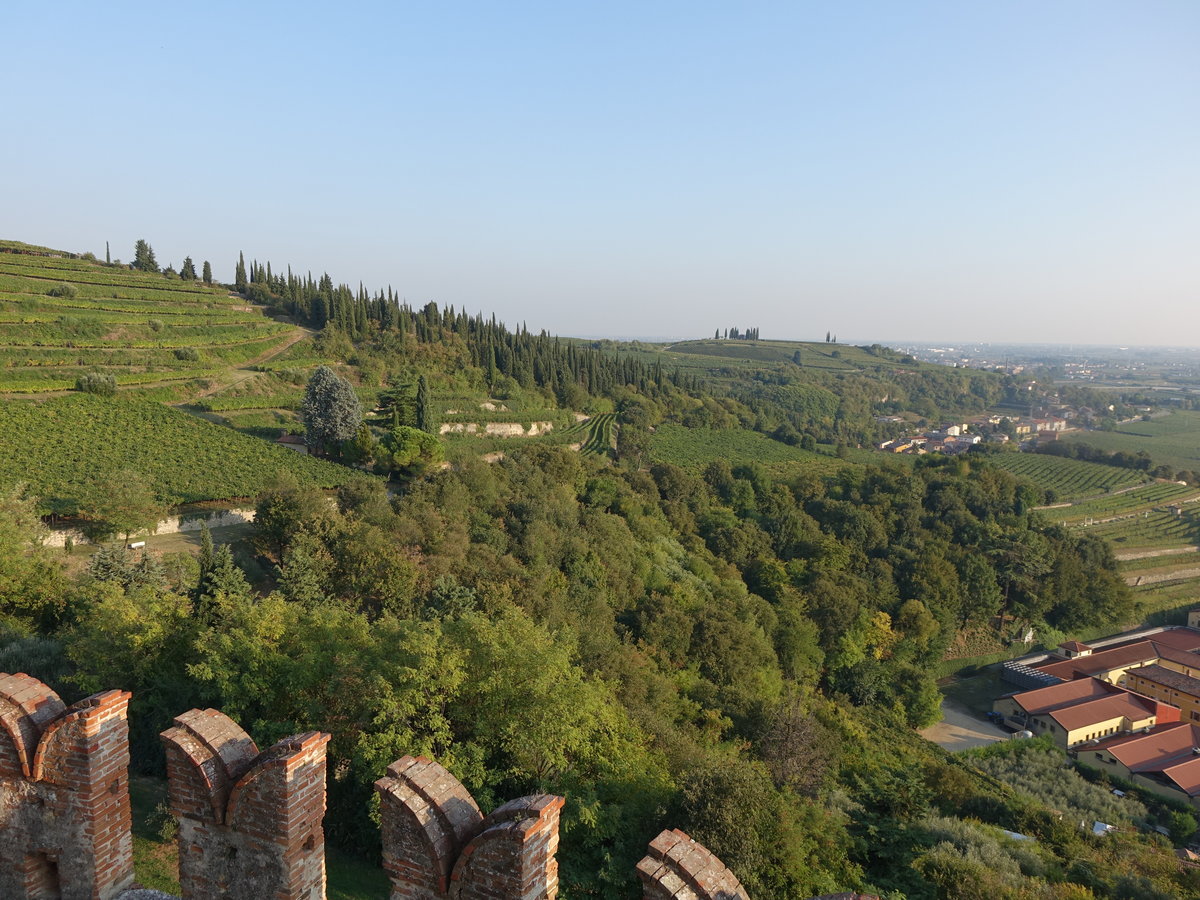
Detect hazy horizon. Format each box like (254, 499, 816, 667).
(4, 1, 1197, 347)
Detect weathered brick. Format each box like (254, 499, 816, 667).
(161, 709, 330, 900)
(636, 829, 749, 900)
(376, 756, 563, 900)
(0, 672, 134, 900)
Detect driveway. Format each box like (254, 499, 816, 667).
(920, 699, 1009, 752)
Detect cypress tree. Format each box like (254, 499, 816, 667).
(202, 260, 213, 284)
(105, 241, 110, 264)
(235, 252, 247, 291)
(180, 256, 197, 280)
(416, 375, 437, 433)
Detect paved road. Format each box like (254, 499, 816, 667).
(920, 700, 1009, 752)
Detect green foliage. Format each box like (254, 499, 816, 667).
(302, 365, 363, 454)
(47, 282, 78, 298)
(75, 371, 117, 395)
(133, 239, 158, 273)
(0, 395, 359, 514)
(382, 425, 444, 477)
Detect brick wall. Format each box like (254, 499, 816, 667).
(0, 672, 134, 900)
(376, 755, 562, 900)
(637, 829, 749, 900)
(2, 674, 771, 900)
(160, 708, 330, 900)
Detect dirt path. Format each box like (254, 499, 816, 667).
(1127, 566, 1200, 587)
(920, 700, 1008, 752)
(186, 326, 315, 401)
(1115, 545, 1199, 562)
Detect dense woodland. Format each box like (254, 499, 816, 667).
(1, 247, 1196, 898)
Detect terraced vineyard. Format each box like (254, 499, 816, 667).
(561, 413, 615, 457)
(990, 452, 1147, 500)
(0, 394, 360, 513)
(1090, 507, 1200, 549)
(649, 423, 843, 475)
(1041, 481, 1200, 525)
(0, 242, 293, 392)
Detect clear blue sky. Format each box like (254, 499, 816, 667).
(4, 1, 1197, 345)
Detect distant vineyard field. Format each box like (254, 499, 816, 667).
(989, 453, 1147, 500)
(0, 248, 296, 393)
(0, 395, 360, 513)
(1061, 411, 1200, 473)
(649, 423, 841, 474)
(1042, 482, 1200, 525)
(1087, 507, 1200, 549)
(561, 413, 615, 457)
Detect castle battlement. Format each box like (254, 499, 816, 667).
(0, 673, 750, 900)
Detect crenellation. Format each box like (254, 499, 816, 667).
(161, 710, 330, 900)
(0, 672, 134, 900)
(1, 674, 764, 900)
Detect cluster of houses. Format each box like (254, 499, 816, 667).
(876, 413, 1076, 456)
(993, 613, 1200, 810)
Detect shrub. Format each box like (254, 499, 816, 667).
(46, 282, 77, 299)
(174, 347, 200, 361)
(75, 372, 117, 396)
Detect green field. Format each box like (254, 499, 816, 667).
(559, 412, 615, 456)
(990, 452, 1147, 500)
(1061, 410, 1200, 473)
(1091, 507, 1200, 548)
(1040, 481, 1199, 525)
(649, 423, 843, 475)
(0, 395, 361, 513)
(0, 245, 295, 393)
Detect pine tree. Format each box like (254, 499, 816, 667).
(133, 239, 158, 273)
(202, 260, 213, 284)
(235, 252, 247, 292)
(180, 256, 196, 280)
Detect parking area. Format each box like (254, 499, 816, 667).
(921, 699, 1010, 752)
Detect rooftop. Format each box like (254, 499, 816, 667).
(1048, 693, 1157, 733)
(1128, 665, 1200, 697)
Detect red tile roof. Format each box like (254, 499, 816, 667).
(1091, 722, 1200, 770)
(1012, 677, 1116, 715)
(1047, 693, 1157, 733)
(1060, 641, 1092, 652)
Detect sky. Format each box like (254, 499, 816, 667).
(3, 1, 1197, 346)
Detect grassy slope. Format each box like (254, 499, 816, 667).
(0, 244, 291, 393)
(0, 394, 361, 512)
(1061, 410, 1200, 472)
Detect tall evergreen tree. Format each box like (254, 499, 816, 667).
(133, 239, 158, 273)
(202, 260, 213, 284)
(302, 366, 363, 455)
(235, 251, 248, 292)
(180, 256, 196, 280)
(105, 241, 110, 264)
(416, 375, 437, 433)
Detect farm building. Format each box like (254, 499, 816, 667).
(1076, 722, 1200, 810)
(993, 678, 1175, 750)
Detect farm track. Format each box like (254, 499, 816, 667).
(1115, 546, 1200, 562)
(2, 325, 313, 403)
(185, 326, 315, 401)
